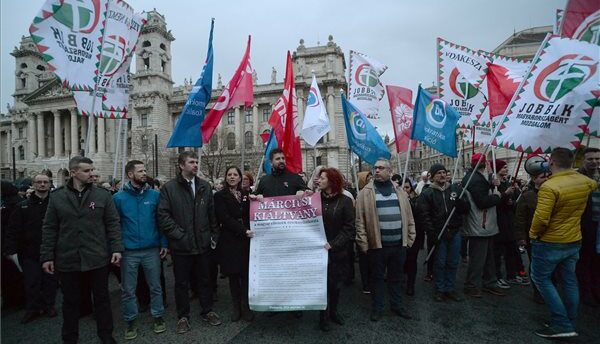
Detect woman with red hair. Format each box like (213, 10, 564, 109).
(317, 167, 355, 331)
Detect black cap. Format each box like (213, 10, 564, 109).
(429, 164, 446, 178)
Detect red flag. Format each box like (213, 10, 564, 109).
(260, 132, 270, 144)
(560, 0, 600, 40)
(201, 36, 253, 144)
(386, 85, 417, 153)
(268, 52, 302, 173)
(486, 60, 529, 118)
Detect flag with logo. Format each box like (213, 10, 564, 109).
(167, 19, 214, 147)
(585, 99, 599, 137)
(386, 85, 417, 153)
(72, 0, 146, 118)
(268, 52, 302, 173)
(348, 50, 388, 119)
(262, 129, 278, 174)
(341, 93, 390, 165)
(29, 0, 108, 91)
(411, 85, 460, 157)
(486, 54, 530, 118)
(437, 38, 490, 128)
(201, 36, 253, 144)
(559, 0, 600, 45)
(301, 74, 330, 146)
(493, 35, 599, 153)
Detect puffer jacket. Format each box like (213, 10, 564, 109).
(418, 182, 470, 240)
(355, 180, 416, 252)
(530, 170, 597, 243)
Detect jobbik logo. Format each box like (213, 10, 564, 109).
(349, 111, 367, 140)
(54, 0, 102, 33)
(425, 99, 448, 129)
(99, 35, 128, 76)
(448, 68, 478, 100)
(573, 10, 600, 46)
(354, 64, 379, 87)
(534, 54, 597, 103)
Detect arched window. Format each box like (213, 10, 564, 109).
(160, 43, 166, 50)
(209, 133, 218, 151)
(36, 65, 45, 71)
(20, 63, 27, 69)
(18, 146, 25, 160)
(227, 133, 236, 150)
(142, 41, 151, 47)
(244, 131, 253, 148)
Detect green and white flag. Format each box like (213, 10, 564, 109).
(348, 50, 387, 119)
(29, 0, 108, 91)
(493, 35, 599, 153)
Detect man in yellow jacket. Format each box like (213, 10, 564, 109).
(530, 148, 597, 339)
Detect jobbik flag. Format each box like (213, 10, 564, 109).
(437, 38, 490, 128)
(341, 93, 390, 165)
(167, 19, 214, 147)
(559, 0, 600, 45)
(301, 75, 330, 146)
(202, 36, 253, 144)
(411, 85, 460, 157)
(72, 0, 147, 118)
(348, 50, 387, 119)
(386, 85, 417, 153)
(493, 35, 599, 153)
(29, 0, 108, 91)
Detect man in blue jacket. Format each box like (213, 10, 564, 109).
(113, 160, 168, 340)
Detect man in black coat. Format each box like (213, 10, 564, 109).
(157, 151, 221, 333)
(6, 174, 58, 324)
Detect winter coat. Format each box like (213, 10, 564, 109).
(157, 174, 219, 255)
(418, 182, 470, 241)
(461, 169, 501, 237)
(5, 194, 49, 260)
(321, 192, 355, 281)
(495, 180, 520, 242)
(355, 181, 416, 252)
(112, 182, 167, 251)
(530, 170, 597, 243)
(40, 180, 123, 272)
(514, 188, 538, 242)
(214, 188, 250, 275)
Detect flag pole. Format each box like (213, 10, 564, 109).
(511, 152, 525, 185)
(401, 139, 412, 187)
(112, 119, 123, 188)
(424, 33, 552, 265)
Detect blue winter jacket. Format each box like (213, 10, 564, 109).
(113, 182, 168, 250)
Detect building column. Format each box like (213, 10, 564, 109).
(327, 93, 336, 141)
(88, 117, 96, 154)
(53, 110, 63, 157)
(70, 109, 78, 156)
(81, 116, 88, 155)
(37, 113, 45, 157)
(97, 117, 106, 153)
(64, 113, 71, 157)
(28, 113, 37, 160)
(252, 104, 259, 147)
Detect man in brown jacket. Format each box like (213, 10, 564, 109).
(356, 159, 416, 322)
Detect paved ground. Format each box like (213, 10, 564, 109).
(2, 253, 599, 344)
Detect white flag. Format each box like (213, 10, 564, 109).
(348, 50, 387, 119)
(302, 75, 330, 146)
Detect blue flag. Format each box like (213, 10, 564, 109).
(167, 19, 214, 147)
(263, 129, 278, 174)
(411, 85, 460, 157)
(341, 93, 391, 165)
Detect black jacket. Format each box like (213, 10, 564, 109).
(255, 169, 307, 197)
(157, 174, 219, 255)
(462, 169, 501, 210)
(496, 180, 520, 242)
(5, 194, 49, 260)
(321, 192, 355, 281)
(214, 189, 250, 275)
(419, 183, 470, 240)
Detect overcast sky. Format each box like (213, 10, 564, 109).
(1, 0, 565, 135)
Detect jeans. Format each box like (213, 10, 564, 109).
(465, 236, 497, 289)
(121, 248, 165, 322)
(21, 257, 58, 312)
(531, 240, 581, 332)
(59, 266, 113, 344)
(368, 246, 406, 312)
(434, 233, 461, 293)
(172, 253, 213, 319)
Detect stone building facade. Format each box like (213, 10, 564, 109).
(0, 10, 349, 185)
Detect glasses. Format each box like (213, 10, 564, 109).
(373, 166, 388, 170)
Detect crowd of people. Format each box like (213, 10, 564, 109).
(0, 146, 598, 342)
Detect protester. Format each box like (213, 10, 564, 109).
(5, 174, 58, 323)
(355, 158, 416, 322)
(157, 151, 221, 333)
(113, 161, 168, 339)
(515, 165, 549, 304)
(529, 147, 597, 338)
(462, 153, 504, 298)
(242, 171, 254, 193)
(356, 171, 373, 294)
(1, 180, 26, 310)
(214, 166, 254, 322)
(415, 171, 430, 195)
(317, 167, 355, 331)
(576, 147, 600, 306)
(419, 164, 470, 302)
(40, 156, 123, 344)
(401, 180, 424, 296)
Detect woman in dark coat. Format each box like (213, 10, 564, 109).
(214, 166, 253, 322)
(317, 168, 355, 332)
(402, 180, 425, 296)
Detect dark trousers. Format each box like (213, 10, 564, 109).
(358, 248, 370, 291)
(465, 236, 497, 289)
(228, 273, 249, 310)
(321, 275, 341, 321)
(494, 239, 520, 280)
(59, 266, 113, 344)
(576, 222, 600, 301)
(404, 244, 420, 288)
(346, 242, 356, 283)
(368, 246, 407, 312)
(21, 257, 58, 312)
(172, 253, 213, 319)
(137, 260, 167, 307)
